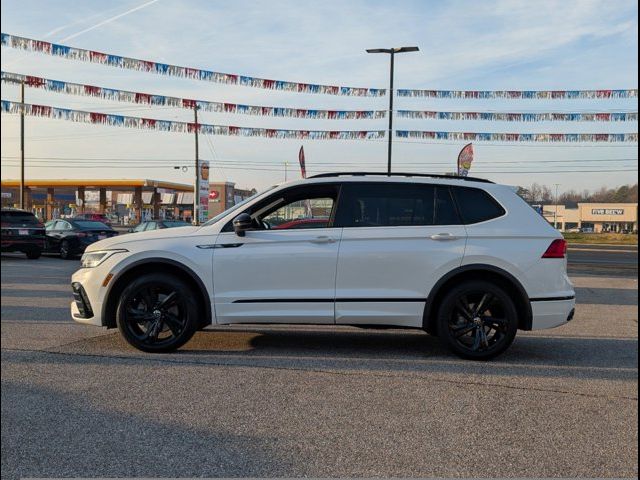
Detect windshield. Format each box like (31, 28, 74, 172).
(164, 221, 191, 228)
(201, 185, 277, 226)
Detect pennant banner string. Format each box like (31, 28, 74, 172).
(1, 72, 387, 120)
(0, 33, 385, 97)
(397, 88, 638, 99)
(0, 100, 385, 140)
(396, 110, 638, 122)
(3, 72, 634, 123)
(3, 34, 636, 101)
(396, 130, 638, 143)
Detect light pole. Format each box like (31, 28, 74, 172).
(366, 46, 419, 175)
(554, 183, 561, 230)
(193, 105, 200, 225)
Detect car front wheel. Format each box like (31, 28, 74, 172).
(437, 280, 518, 360)
(116, 273, 198, 353)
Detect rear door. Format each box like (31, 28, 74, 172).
(45, 220, 66, 251)
(333, 182, 467, 327)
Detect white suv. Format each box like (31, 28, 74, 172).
(71, 173, 575, 360)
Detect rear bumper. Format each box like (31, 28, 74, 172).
(530, 297, 576, 330)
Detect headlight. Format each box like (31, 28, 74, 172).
(80, 249, 128, 268)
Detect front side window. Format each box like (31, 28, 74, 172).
(223, 184, 339, 232)
(335, 183, 461, 227)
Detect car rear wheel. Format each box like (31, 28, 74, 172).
(59, 240, 72, 259)
(116, 273, 198, 353)
(437, 280, 518, 360)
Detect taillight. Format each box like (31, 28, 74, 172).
(77, 232, 87, 238)
(542, 239, 567, 258)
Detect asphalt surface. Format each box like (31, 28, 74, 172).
(1, 246, 638, 478)
(568, 243, 638, 278)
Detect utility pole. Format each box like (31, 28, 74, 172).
(20, 80, 25, 209)
(193, 106, 200, 225)
(366, 46, 419, 175)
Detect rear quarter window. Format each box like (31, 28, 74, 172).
(1, 211, 39, 225)
(451, 187, 506, 224)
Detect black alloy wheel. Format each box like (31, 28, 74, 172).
(59, 240, 72, 259)
(116, 273, 198, 352)
(437, 280, 518, 360)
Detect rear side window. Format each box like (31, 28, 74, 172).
(451, 187, 506, 224)
(1, 211, 39, 225)
(336, 183, 461, 227)
(73, 221, 111, 230)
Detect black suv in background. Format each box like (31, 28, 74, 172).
(0, 209, 45, 259)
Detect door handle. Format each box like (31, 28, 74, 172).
(430, 233, 459, 241)
(310, 236, 335, 244)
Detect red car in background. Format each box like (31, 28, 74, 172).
(273, 218, 329, 230)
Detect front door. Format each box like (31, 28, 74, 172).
(333, 182, 467, 327)
(213, 183, 342, 324)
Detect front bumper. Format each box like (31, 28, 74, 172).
(530, 297, 576, 330)
(70, 265, 109, 326)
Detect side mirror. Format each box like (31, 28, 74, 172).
(232, 213, 252, 237)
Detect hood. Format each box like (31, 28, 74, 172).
(85, 225, 202, 252)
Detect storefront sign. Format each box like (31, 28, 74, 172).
(592, 208, 624, 215)
(199, 161, 210, 223)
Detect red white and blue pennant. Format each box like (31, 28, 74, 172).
(396, 130, 638, 143)
(0, 100, 385, 139)
(396, 110, 637, 122)
(0, 33, 385, 97)
(397, 88, 638, 99)
(1, 72, 387, 120)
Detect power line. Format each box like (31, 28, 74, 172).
(2, 161, 636, 174)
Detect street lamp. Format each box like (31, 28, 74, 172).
(366, 46, 419, 174)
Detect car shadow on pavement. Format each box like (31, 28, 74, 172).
(29, 326, 638, 384)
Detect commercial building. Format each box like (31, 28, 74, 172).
(208, 181, 257, 217)
(542, 203, 638, 233)
(2, 178, 258, 224)
(1, 179, 194, 223)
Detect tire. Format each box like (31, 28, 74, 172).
(59, 240, 73, 259)
(437, 280, 518, 360)
(26, 248, 42, 259)
(116, 273, 198, 353)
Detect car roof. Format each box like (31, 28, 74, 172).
(275, 172, 499, 190)
(309, 172, 493, 183)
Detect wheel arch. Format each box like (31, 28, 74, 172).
(423, 264, 532, 334)
(101, 258, 212, 329)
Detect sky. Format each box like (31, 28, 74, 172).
(0, 0, 638, 193)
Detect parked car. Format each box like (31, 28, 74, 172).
(129, 220, 191, 232)
(1, 208, 45, 259)
(45, 219, 118, 259)
(73, 213, 112, 227)
(71, 172, 575, 360)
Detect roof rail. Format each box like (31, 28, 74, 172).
(308, 172, 494, 183)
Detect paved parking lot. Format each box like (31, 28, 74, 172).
(1, 250, 638, 478)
